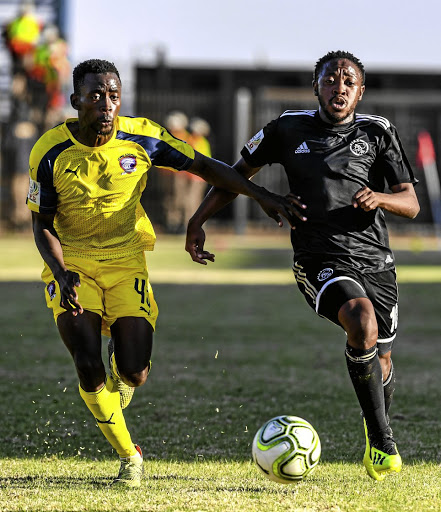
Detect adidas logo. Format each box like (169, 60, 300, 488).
(372, 451, 386, 466)
(295, 142, 310, 154)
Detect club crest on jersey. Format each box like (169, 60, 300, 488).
(119, 154, 137, 174)
(350, 139, 369, 156)
(46, 280, 57, 300)
(27, 178, 40, 206)
(317, 268, 333, 281)
(245, 129, 264, 154)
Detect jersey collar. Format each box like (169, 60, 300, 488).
(314, 111, 356, 132)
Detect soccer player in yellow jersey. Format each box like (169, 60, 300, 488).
(26, 59, 301, 487)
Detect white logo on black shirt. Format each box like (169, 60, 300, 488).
(350, 139, 369, 156)
(317, 268, 334, 281)
(295, 141, 310, 154)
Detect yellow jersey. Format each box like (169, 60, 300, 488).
(27, 116, 195, 259)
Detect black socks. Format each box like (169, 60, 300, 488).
(345, 343, 389, 436)
(383, 360, 395, 419)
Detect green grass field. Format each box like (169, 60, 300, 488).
(0, 232, 440, 511)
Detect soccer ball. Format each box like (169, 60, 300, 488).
(252, 415, 321, 484)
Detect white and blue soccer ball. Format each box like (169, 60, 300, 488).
(252, 415, 321, 483)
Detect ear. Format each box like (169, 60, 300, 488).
(70, 93, 80, 111)
(358, 85, 366, 101)
(312, 80, 318, 96)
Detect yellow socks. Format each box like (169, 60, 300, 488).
(79, 377, 137, 458)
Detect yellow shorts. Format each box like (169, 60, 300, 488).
(41, 252, 159, 337)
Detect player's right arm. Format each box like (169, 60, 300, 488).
(185, 158, 306, 264)
(27, 130, 83, 315)
(32, 211, 83, 315)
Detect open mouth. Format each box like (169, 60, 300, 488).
(98, 117, 112, 125)
(331, 97, 346, 110)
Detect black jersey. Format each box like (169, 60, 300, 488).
(241, 110, 417, 273)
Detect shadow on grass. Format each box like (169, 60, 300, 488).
(0, 475, 293, 495)
(0, 476, 111, 488)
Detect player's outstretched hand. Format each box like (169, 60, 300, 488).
(352, 186, 379, 212)
(185, 223, 215, 265)
(256, 191, 307, 229)
(56, 269, 84, 316)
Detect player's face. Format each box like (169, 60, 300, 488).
(72, 72, 121, 144)
(313, 58, 365, 125)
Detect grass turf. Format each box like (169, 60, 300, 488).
(0, 233, 440, 511)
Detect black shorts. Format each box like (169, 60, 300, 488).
(293, 259, 398, 354)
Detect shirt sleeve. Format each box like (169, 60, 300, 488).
(26, 144, 58, 214)
(149, 131, 195, 171)
(240, 118, 280, 168)
(117, 118, 196, 172)
(145, 125, 195, 171)
(378, 125, 418, 188)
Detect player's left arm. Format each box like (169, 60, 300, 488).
(352, 182, 420, 218)
(353, 125, 420, 219)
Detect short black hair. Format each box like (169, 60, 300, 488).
(72, 59, 121, 94)
(313, 51, 365, 85)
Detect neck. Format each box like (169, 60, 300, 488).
(68, 121, 115, 147)
(318, 108, 354, 126)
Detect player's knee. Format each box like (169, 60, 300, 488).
(338, 299, 378, 349)
(120, 367, 149, 388)
(74, 354, 105, 389)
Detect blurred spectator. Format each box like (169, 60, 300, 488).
(188, 117, 212, 157)
(29, 23, 70, 115)
(4, 72, 39, 231)
(161, 112, 212, 233)
(162, 111, 192, 233)
(185, 116, 212, 229)
(165, 110, 191, 143)
(2, 1, 42, 74)
(2, 3, 70, 232)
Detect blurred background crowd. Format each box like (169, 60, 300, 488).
(1, 0, 69, 232)
(0, 0, 440, 242)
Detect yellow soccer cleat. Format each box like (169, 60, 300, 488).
(108, 339, 135, 410)
(372, 445, 402, 475)
(113, 444, 144, 488)
(363, 418, 402, 480)
(363, 418, 386, 481)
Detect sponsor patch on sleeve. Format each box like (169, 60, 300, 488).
(245, 129, 264, 155)
(27, 178, 41, 206)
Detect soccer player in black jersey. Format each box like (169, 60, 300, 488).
(185, 50, 420, 481)
(27, 59, 301, 488)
